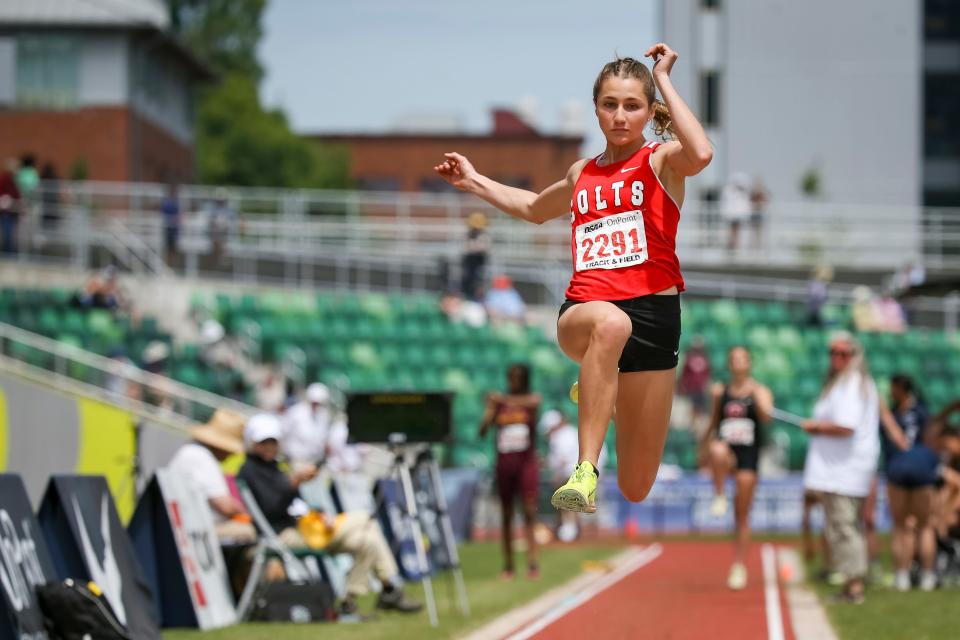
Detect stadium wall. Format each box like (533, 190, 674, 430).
(0, 370, 187, 518)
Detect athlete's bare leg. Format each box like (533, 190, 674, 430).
(734, 470, 758, 565)
(612, 369, 675, 502)
(889, 485, 912, 572)
(708, 440, 735, 497)
(911, 487, 937, 572)
(556, 301, 631, 468)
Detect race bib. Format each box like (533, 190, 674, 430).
(574, 211, 648, 272)
(497, 424, 531, 454)
(719, 418, 755, 446)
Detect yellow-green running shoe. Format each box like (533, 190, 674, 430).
(569, 381, 579, 404)
(551, 461, 597, 513)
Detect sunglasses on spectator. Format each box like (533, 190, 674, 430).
(829, 348, 854, 357)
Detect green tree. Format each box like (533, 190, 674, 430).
(198, 74, 349, 188)
(168, 0, 266, 79)
(167, 0, 349, 188)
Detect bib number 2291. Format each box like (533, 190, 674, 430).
(575, 210, 648, 272)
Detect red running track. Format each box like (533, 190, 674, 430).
(507, 542, 795, 640)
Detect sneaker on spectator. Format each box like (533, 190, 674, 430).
(893, 570, 911, 592)
(919, 570, 937, 592)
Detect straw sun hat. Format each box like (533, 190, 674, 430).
(189, 409, 247, 455)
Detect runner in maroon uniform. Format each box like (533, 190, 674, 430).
(480, 363, 542, 579)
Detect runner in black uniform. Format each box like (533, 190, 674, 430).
(702, 346, 773, 589)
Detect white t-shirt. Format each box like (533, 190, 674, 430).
(547, 425, 580, 477)
(803, 372, 880, 497)
(168, 443, 231, 523)
(282, 401, 334, 464)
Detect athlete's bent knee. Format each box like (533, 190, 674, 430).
(590, 313, 632, 350)
(618, 474, 656, 503)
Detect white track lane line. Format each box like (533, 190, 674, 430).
(762, 543, 786, 640)
(504, 543, 664, 640)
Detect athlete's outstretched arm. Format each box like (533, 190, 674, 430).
(645, 43, 713, 176)
(434, 153, 587, 225)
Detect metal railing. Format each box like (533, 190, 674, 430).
(9, 179, 960, 307)
(0, 322, 257, 426)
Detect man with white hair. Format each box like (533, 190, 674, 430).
(283, 382, 359, 472)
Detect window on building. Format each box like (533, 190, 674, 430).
(494, 175, 532, 190)
(357, 176, 401, 191)
(16, 36, 79, 108)
(701, 0, 721, 9)
(418, 177, 459, 193)
(925, 0, 960, 41)
(700, 71, 720, 127)
(925, 73, 960, 158)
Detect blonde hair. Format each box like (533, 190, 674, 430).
(592, 57, 673, 138)
(820, 330, 873, 399)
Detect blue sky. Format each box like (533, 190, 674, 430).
(259, 0, 659, 154)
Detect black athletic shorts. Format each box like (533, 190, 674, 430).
(558, 293, 681, 372)
(728, 443, 760, 472)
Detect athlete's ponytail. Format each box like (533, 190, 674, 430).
(592, 56, 675, 139)
(652, 99, 673, 138)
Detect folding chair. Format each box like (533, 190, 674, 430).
(234, 480, 344, 620)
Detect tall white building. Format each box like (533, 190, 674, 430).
(661, 0, 922, 207)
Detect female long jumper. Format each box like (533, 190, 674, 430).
(434, 43, 712, 512)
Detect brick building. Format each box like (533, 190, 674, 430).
(0, 0, 212, 184)
(309, 110, 584, 193)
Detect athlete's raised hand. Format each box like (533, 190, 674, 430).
(645, 42, 678, 79)
(434, 152, 478, 191)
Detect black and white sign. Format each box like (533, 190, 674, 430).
(0, 475, 57, 640)
(128, 470, 236, 629)
(37, 475, 161, 640)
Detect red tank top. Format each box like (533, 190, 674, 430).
(565, 141, 685, 301)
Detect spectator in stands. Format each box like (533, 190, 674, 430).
(105, 347, 142, 402)
(484, 274, 526, 324)
(168, 409, 256, 544)
(876, 291, 907, 333)
(15, 154, 38, 201)
(806, 265, 832, 327)
(238, 414, 422, 616)
(160, 184, 181, 264)
(282, 383, 338, 466)
(207, 189, 236, 264)
(142, 340, 176, 409)
(255, 367, 287, 413)
(39, 163, 60, 231)
(440, 290, 488, 327)
(461, 212, 490, 300)
(801, 331, 880, 604)
(851, 286, 882, 332)
(678, 336, 712, 431)
(282, 382, 360, 473)
(72, 266, 127, 311)
(720, 172, 751, 251)
(749, 176, 768, 249)
(0, 158, 22, 254)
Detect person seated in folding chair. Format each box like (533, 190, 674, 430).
(168, 408, 257, 545)
(238, 413, 422, 617)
